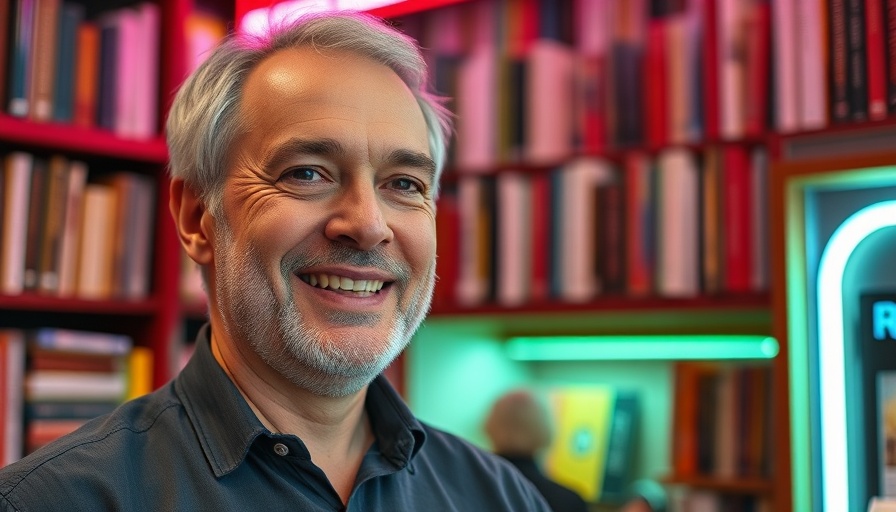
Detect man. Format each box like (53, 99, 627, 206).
(0, 12, 550, 511)
(485, 390, 590, 512)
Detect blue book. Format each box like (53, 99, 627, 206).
(52, 2, 84, 123)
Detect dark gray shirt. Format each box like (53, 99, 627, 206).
(0, 325, 549, 511)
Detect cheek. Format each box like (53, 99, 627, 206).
(397, 217, 436, 269)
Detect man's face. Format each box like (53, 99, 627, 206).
(210, 47, 436, 397)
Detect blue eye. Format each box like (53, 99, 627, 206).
(284, 167, 321, 181)
(391, 177, 422, 193)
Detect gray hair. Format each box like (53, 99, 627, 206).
(166, 10, 453, 215)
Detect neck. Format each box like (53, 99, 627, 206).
(210, 330, 374, 503)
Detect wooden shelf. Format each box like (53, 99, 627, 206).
(430, 293, 770, 317)
(0, 115, 168, 164)
(663, 475, 775, 495)
(0, 293, 159, 316)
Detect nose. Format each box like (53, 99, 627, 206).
(324, 183, 394, 250)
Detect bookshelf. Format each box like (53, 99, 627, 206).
(0, 0, 233, 464)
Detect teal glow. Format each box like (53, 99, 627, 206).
(786, 180, 812, 512)
(817, 200, 896, 512)
(506, 335, 778, 361)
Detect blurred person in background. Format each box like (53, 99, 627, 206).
(486, 389, 665, 512)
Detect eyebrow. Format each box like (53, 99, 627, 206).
(263, 137, 437, 183)
(262, 137, 346, 171)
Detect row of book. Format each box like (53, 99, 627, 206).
(434, 145, 768, 308)
(398, 0, 772, 173)
(671, 362, 773, 480)
(401, 0, 896, 174)
(774, 0, 896, 132)
(1, 0, 160, 139)
(0, 328, 152, 466)
(0, 151, 157, 300)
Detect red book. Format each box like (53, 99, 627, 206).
(701, 0, 720, 140)
(722, 145, 753, 293)
(866, 0, 888, 119)
(744, 0, 771, 137)
(644, 11, 668, 148)
(433, 190, 459, 308)
(529, 171, 551, 302)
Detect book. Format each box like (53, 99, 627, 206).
(37, 155, 71, 294)
(27, 0, 60, 121)
(132, 2, 161, 139)
(831, 0, 851, 122)
(721, 145, 754, 292)
(56, 160, 88, 297)
(544, 386, 640, 503)
(525, 38, 575, 164)
(21, 156, 47, 291)
(560, 158, 614, 302)
(656, 148, 700, 297)
(51, 2, 84, 123)
(75, 183, 116, 298)
(772, 0, 800, 131)
(0, 0, 11, 110)
(29, 328, 132, 356)
(846, 0, 869, 120)
(0, 152, 33, 295)
(573, 0, 610, 153)
(0, 329, 25, 467)
(7, 0, 35, 117)
(623, 152, 654, 297)
(797, 0, 828, 129)
(496, 171, 529, 306)
(886, 0, 896, 113)
(456, 177, 487, 305)
(73, 21, 100, 128)
(528, 171, 552, 302)
(866, 0, 888, 119)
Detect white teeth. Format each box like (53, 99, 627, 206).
(302, 273, 384, 293)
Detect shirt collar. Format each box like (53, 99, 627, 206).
(174, 323, 427, 477)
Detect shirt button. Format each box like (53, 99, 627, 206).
(273, 443, 289, 456)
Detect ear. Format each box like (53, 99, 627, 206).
(169, 178, 215, 265)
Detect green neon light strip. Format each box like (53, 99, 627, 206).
(817, 200, 896, 512)
(505, 335, 779, 361)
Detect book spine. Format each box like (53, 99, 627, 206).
(846, 0, 869, 120)
(866, 0, 888, 119)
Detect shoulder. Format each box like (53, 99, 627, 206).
(0, 384, 184, 510)
(412, 423, 552, 511)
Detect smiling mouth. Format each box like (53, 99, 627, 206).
(299, 273, 387, 293)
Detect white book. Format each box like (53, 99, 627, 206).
(525, 39, 575, 164)
(25, 371, 126, 401)
(1, 152, 34, 295)
(656, 148, 700, 297)
(496, 172, 528, 306)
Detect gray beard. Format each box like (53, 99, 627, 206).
(213, 221, 434, 397)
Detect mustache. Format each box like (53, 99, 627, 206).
(282, 244, 410, 280)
